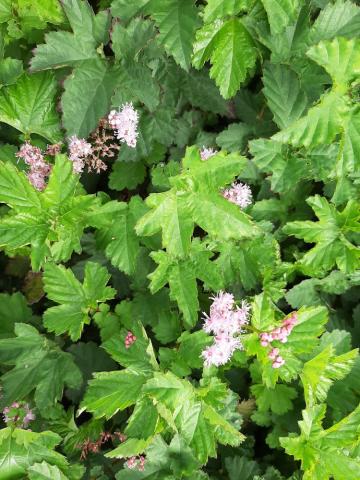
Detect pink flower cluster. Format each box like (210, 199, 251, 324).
(259, 313, 298, 368)
(108, 103, 139, 148)
(201, 292, 250, 367)
(16, 142, 51, 191)
(3, 401, 35, 428)
(68, 135, 93, 174)
(200, 146, 217, 160)
(125, 331, 136, 349)
(222, 182, 252, 209)
(125, 455, 146, 471)
(78, 431, 126, 460)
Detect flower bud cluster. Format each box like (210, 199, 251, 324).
(3, 401, 35, 428)
(108, 103, 139, 148)
(16, 142, 51, 191)
(125, 455, 146, 471)
(259, 313, 298, 368)
(222, 182, 253, 209)
(201, 292, 250, 367)
(125, 331, 137, 349)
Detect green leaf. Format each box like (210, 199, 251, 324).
(260, 0, 301, 34)
(168, 261, 199, 328)
(0, 292, 33, 339)
(125, 397, 160, 439)
(62, 59, 118, 138)
(96, 197, 142, 275)
(0, 72, 61, 142)
(283, 196, 360, 275)
(30, 0, 108, 70)
(136, 191, 194, 257)
(81, 370, 149, 419)
(216, 123, 253, 152)
(203, 0, 249, 23)
(0, 428, 77, 480)
(0, 161, 41, 212)
(0, 324, 82, 413)
(150, 0, 200, 70)
(307, 37, 360, 87)
(195, 18, 257, 99)
(225, 456, 261, 480)
(301, 345, 358, 407)
(251, 383, 297, 415)
(262, 63, 308, 129)
(28, 462, 69, 480)
(310, 0, 360, 44)
(280, 404, 360, 480)
(273, 91, 347, 148)
(43, 262, 115, 340)
(109, 161, 146, 191)
(0, 58, 23, 86)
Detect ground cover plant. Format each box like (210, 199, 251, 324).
(0, 0, 359, 478)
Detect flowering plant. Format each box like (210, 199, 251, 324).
(0, 0, 359, 479)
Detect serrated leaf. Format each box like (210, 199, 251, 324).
(310, 0, 360, 43)
(262, 63, 308, 129)
(0, 324, 82, 412)
(301, 345, 358, 407)
(203, 0, 249, 23)
(251, 383, 297, 415)
(109, 161, 146, 191)
(273, 91, 347, 148)
(0, 161, 41, 212)
(151, 0, 200, 70)
(307, 37, 360, 87)
(28, 462, 69, 480)
(0, 72, 61, 142)
(260, 0, 301, 34)
(0, 292, 33, 338)
(62, 59, 119, 138)
(210, 19, 257, 99)
(43, 262, 115, 340)
(0, 429, 75, 480)
(81, 370, 148, 419)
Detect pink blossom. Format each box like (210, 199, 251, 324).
(272, 355, 285, 368)
(222, 182, 252, 209)
(68, 136, 93, 174)
(200, 147, 217, 160)
(108, 103, 139, 148)
(202, 292, 250, 367)
(3, 401, 35, 428)
(16, 142, 52, 191)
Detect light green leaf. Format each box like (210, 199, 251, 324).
(307, 37, 360, 87)
(301, 345, 358, 407)
(28, 462, 69, 480)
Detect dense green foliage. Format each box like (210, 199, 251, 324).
(0, 0, 359, 478)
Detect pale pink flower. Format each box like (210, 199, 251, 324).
(202, 292, 250, 367)
(16, 142, 51, 191)
(200, 147, 217, 161)
(222, 182, 252, 209)
(108, 103, 139, 148)
(68, 135, 93, 174)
